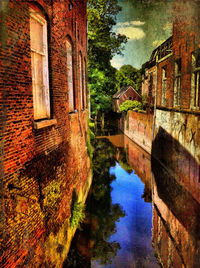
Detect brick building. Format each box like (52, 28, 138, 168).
(141, 36, 173, 106)
(0, 0, 91, 267)
(113, 85, 141, 113)
(142, 0, 200, 112)
(141, 0, 200, 167)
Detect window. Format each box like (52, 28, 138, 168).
(149, 73, 153, 97)
(129, 97, 133, 100)
(174, 59, 181, 107)
(30, 9, 50, 120)
(66, 39, 74, 112)
(79, 53, 84, 109)
(161, 66, 167, 105)
(191, 50, 200, 109)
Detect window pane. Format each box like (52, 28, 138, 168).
(30, 16, 43, 52)
(30, 10, 50, 120)
(66, 40, 74, 111)
(31, 52, 47, 119)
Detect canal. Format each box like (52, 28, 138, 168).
(64, 132, 200, 267)
(64, 133, 157, 267)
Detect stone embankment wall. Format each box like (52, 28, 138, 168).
(119, 111, 153, 154)
(153, 108, 200, 203)
(120, 108, 200, 203)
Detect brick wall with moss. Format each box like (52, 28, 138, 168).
(0, 0, 91, 267)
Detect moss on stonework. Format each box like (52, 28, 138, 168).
(70, 190, 85, 229)
(43, 181, 61, 219)
(126, 112, 129, 130)
(87, 119, 94, 160)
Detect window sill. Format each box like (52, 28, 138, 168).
(34, 119, 57, 130)
(69, 110, 78, 114)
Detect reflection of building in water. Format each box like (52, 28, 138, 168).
(124, 135, 152, 202)
(105, 134, 152, 203)
(152, 151, 200, 267)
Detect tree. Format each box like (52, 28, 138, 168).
(115, 69, 136, 91)
(119, 65, 142, 93)
(87, 0, 128, 118)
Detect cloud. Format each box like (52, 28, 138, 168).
(152, 40, 165, 47)
(110, 57, 125, 70)
(114, 20, 146, 40)
(117, 21, 145, 27)
(116, 26, 145, 40)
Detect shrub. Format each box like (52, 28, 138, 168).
(119, 100, 143, 113)
(89, 122, 95, 129)
(70, 191, 85, 229)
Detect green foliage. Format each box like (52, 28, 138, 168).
(119, 100, 143, 113)
(88, 139, 126, 265)
(87, 0, 128, 117)
(87, 121, 94, 159)
(115, 70, 136, 91)
(89, 122, 95, 128)
(87, 135, 94, 160)
(70, 191, 85, 229)
(142, 94, 147, 104)
(89, 128, 95, 140)
(118, 161, 132, 173)
(126, 112, 129, 130)
(116, 65, 142, 93)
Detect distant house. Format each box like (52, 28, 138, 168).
(113, 86, 142, 112)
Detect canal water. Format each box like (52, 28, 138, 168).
(64, 131, 200, 267)
(64, 134, 159, 267)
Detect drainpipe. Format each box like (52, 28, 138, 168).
(151, 55, 158, 219)
(152, 55, 158, 143)
(75, 20, 83, 137)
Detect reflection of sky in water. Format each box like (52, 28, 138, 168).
(92, 162, 158, 268)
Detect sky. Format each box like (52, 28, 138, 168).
(111, 0, 175, 70)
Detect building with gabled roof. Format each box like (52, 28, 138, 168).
(113, 86, 141, 112)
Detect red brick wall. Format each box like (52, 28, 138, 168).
(120, 111, 153, 154)
(172, 1, 199, 109)
(118, 87, 141, 106)
(0, 0, 90, 266)
(142, 65, 156, 105)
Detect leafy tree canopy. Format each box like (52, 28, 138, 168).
(117, 65, 142, 93)
(87, 0, 128, 117)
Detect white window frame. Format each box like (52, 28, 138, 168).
(30, 8, 50, 120)
(191, 52, 200, 110)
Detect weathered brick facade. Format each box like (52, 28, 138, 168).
(0, 0, 91, 267)
(119, 110, 153, 154)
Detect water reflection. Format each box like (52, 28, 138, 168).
(152, 127, 200, 267)
(64, 128, 200, 267)
(64, 135, 158, 267)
